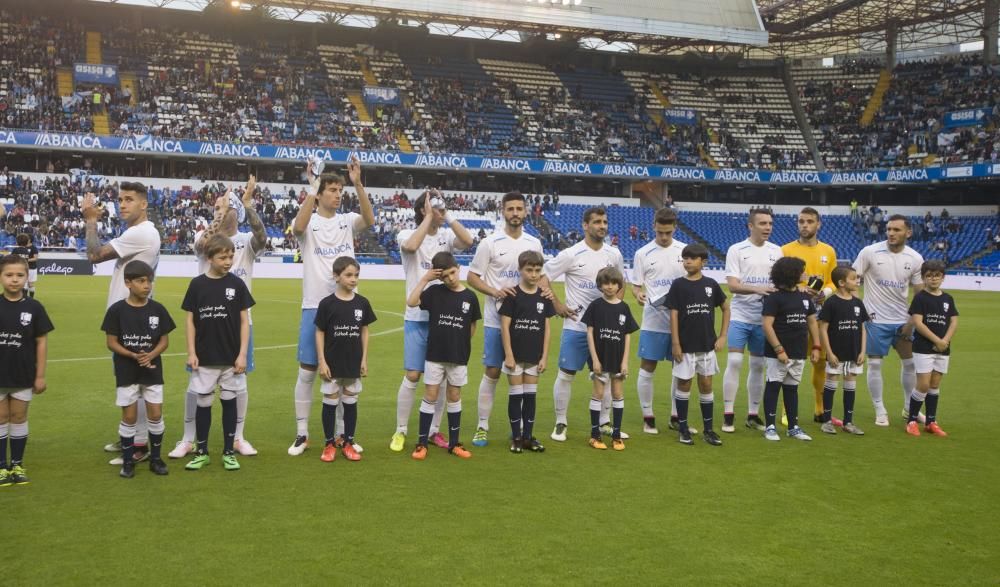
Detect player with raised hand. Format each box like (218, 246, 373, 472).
(721, 208, 782, 433)
(852, 215, 924, 427)
(541, 207, 626, 442)
(287, 156, 375, 456)
(466, 191, 543, 447)
(390, 189, 474, 452)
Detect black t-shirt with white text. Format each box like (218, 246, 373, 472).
(181, 273, 255, 366)
(12, 245, 39, 269)
(101, 299, 176, 386)
(581, 297, 639, 373)
(0, 296, 54, 388)
(314, 292, 377, 378)
(908, 290, 958, 355)
(420, 284, 482, 365)
(498, 286, 555, 364)
(664, 276, 726, 353)
(762, 289, 816, 359)
(818, 294, 869, 362)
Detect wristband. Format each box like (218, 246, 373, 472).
(812, 345, 822, 351)
(774, 346, 784, 353)
(443, 212, 454, 225)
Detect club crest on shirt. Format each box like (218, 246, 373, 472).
(618, 314, 626, 325)
(820, 256, 829, 264)
(854, 306, 861, 316)
(462, 301, 470, 314)
(705, 286, 713, 297)
(536, 302, 544, 314)
(19, 312, 32, 326)
(354, 309, 363, 321)
(943, 302, 949, 312)
(802, 300, 810, 309)
(225, 287, 236, 301)
(149, 316, 159, 330)
(768, 255, 778, 262)
(904, 263, 912, 271)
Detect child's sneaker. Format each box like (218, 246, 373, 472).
(925, 422, 948, 437)
(341, 442, 362, 461)
(764, 425, 781, 441)
(9, 465, 29, 485)
(0, 468, 11, 487)
(588, 437, 607, 450)
(168, 440, 195, 459)
(429, 432, 449, 449)
(287, 435, 309, 456)
(472, 427, 488, 447)
(449, 444, 472, 459)
(905, 421, 921, 436)
(787, 426, 812, 441)
(612, 438, 625, 451)
(678, 430, 694, 445)
(120, 462, 135, 479)
(149, 459, 169, 475)
(235, 438, 258, 456)
(522, 437, 545, 453)
(222, 452, 241, 471)
(703, 430, 723, 446)
(842, 422, 865, 435)
(411, 444, 428, 460)
(389, 431, 406, 452)
(510, 438, 523, 454)
(185, 453, 210, 470)
(821, 421, 838, 435)
(321, 442, 337, 462)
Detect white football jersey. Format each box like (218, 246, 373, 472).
(631, 238, 687, 333)
(300, 212, 364, 309)
(107, 220, 160, 308)
(852, 241, 923, 324)
(468, 230, 544, 328)
(399, 227, 461, 322)
(194, 231, 262, 290)
(543, 240, 625, 333)
(725, 238, 783, 325)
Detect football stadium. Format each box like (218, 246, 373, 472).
(1, 0, 999, 583)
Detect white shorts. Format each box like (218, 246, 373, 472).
(0, 388, 33, 402)
(28, 269, 37, 283)
(320, 377, 363, 396)
(766, 358, 805, 384)
(424, 361, 469, 387)
(825, 361, 864, 376)
(590, 372, 626, 385)
(188, 366, 246, 400)
(502, 362, 540, 377)
(116, 384, 164, 407)
(672, 352, 719, 380)
(913, 353, 950, 374)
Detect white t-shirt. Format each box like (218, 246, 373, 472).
(725, 238, 783, 325)
(300, 212, 364, 309)
(852, 241, 924, 324)
(543, 240, 625, 333)
(468, 230, 543, 328)
(631, 238, 687, 333)
(107, 220, 160, 308)
(398, 227, 460, 322)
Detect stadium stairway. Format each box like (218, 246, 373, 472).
(120, 72, 137, 105)
(649, 81, 671, 108)
(57, 68, 73, 97)
(86, 31, 102, 64)
(782, 63, 823, 171)
(93, 111, 110, 135)
(860, 69, 891, 127)
(354, 55, 379, 86)
(348, 91, 373, 123)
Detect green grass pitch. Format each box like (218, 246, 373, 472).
(6, 276, 999, 585)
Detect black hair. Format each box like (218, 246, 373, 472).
(748, 207, 773, 223)
(595, 266, 624, 289)
(800, 207, 820, 221)
(0, 254, 28, 272)
(887, 214, 911, 229)
(317, 173, 346, 196)
(413, 189, 438, 226)
(654, 208, 678, 225)
(119, 181, 148, 198)
(770, 256, 805, 290)
(124, 260, 155, 281)
(332, 256, 361, 276)
(518, 250, 544, 269)
(582, 206, 607, 224)
(921, 259, 947, 276)
(681, 243, 709, 260)
(831, 265, 855, 288)
(431, 251, 458, 271)
(502, 191, 526, 206)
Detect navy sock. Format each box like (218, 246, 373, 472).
(447, 409, 461, 449)
(843, 386, 856, 424)
(612, 399, 624, 439)
(149, 432, 163, 460)
(417, 401, 434, 446)
(0, 433, 7, 469)
(675, 394, 690, 434)
(590, 405, 601, 440)
(699, 397, 714, 432)
(121, 435, 135, 464)
(508, 394, 522, 439)
(221, 398, 237, 454)
(10, 434, 26, 465)
(925, 392, 939, 424)
(763, 381, 781, 427)
(781, 384, 799, 428)
(522, 393, 536, 439)
(908, 394, 925, 423)
(195, 404, 211, 454)
(322, 402, 337, 444)
(342, 401, 358, 443)
(822, 384, 836, 423)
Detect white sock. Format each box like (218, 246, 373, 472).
(669, 377, 679, 417)
(600, 386, 612, 425)
(747, 356, 765, 415)
(395, 377, 418, 434)
(235, 389, 249, 440)
(294, 367, 316, 436)
(553, 370, 574, 425)
(477, 375, 499, 430)
(722, 353, 744, 414)
(637, 368, 655, 418)
(135, 400, 148, 445)
(146, 417, 165, 435)
(900, 358, 916, 412)
(867, 358, 885, 413)
(182, 390, 197, 443)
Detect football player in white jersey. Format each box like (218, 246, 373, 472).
(169, 176, 267, 459)
(721, 208, 782, 433)
(541, 207, 627, 442)
(466, 192, 543, 447)
(389, 190, 474, 452)
(631, 207, 692, 435)
(83, 183, 162, 464)
(288, 157, 375, 456)
(852, 214, 924, 426)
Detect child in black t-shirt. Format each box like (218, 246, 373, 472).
(761, 256, 820, 442)
(499, 250, 554, 454)
(906, 260, 959, 437)
(817, 266, 868, 436)
(0, 254, 53, 487)
(582, 266, 638, 451)
(314, 256, 377, 462)
(11, 233, 38, 298)
(101, 260, 176, 478)
(406, 251, 481, 460)
(180, 235, 255, 472)
(664, 244, 729, 446)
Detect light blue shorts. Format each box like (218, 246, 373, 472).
(865, 322, 906, 357)
(297, 309, 319, 366)
(727, 320, 765, 356)
(482, 326, 504, 368)
(558, 329, 590, 372)
(638, 330, 672, 362)
(404, 320, 429, 372)
(246, 325, 255, 373)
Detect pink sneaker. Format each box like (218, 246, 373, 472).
(429, 432, 449, 449)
